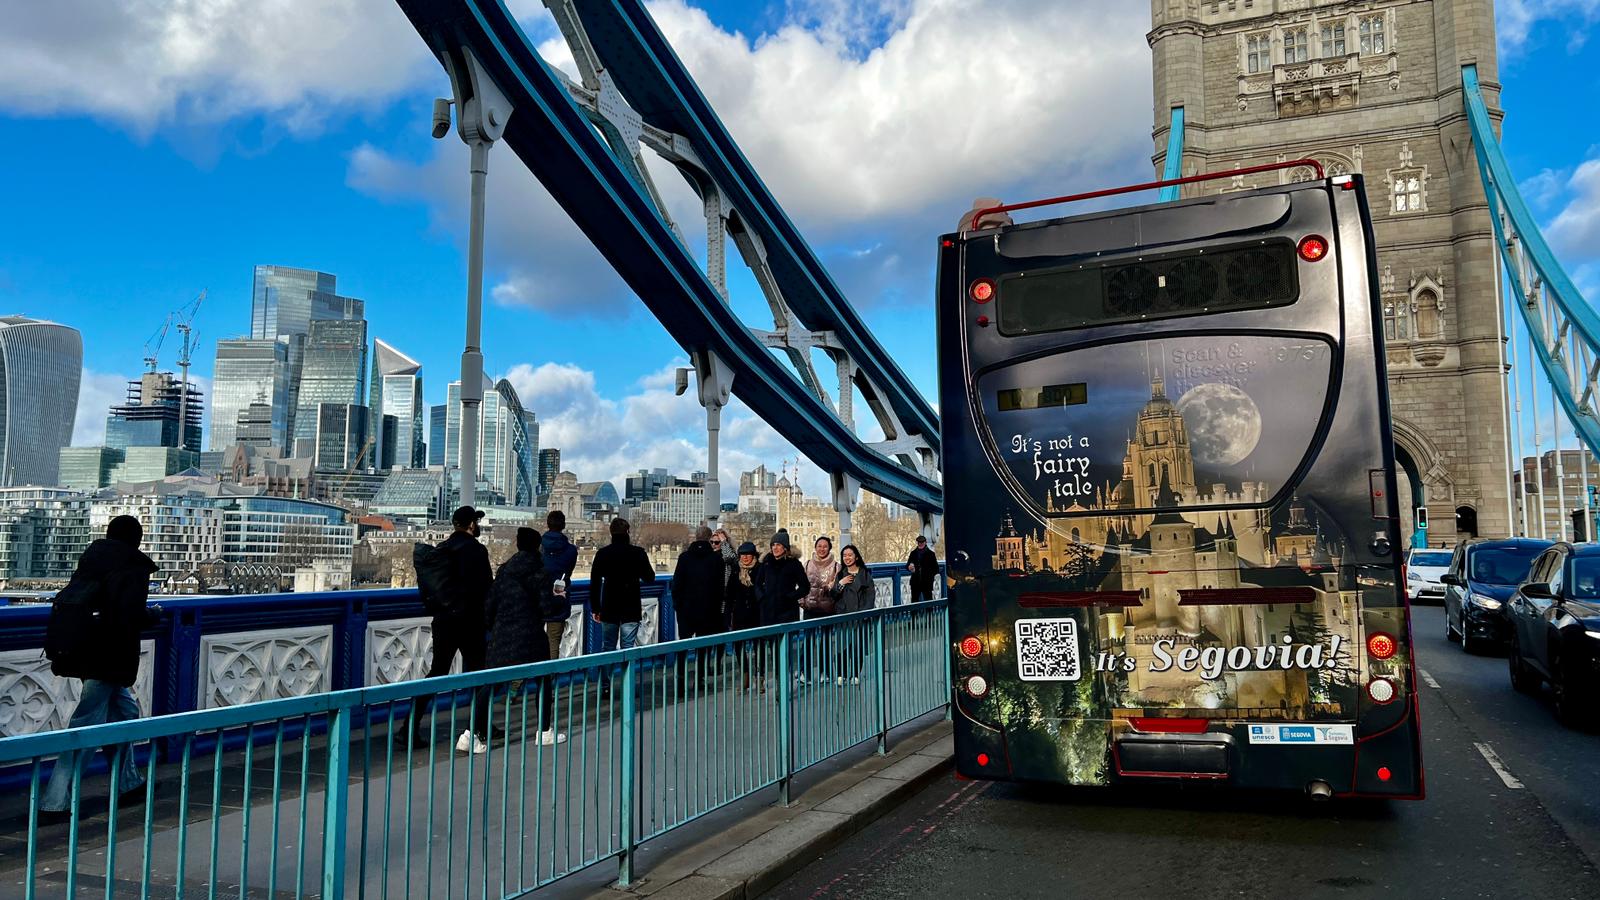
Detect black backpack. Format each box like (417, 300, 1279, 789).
(413, 542, 458, 616)
(45, 575, 108, 679)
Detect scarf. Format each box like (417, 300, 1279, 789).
(738, 557, 755, 588)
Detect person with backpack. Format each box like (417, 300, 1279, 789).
(539, 510, 579, 661)
(40, 515, 160, 819)
(403, 506, 494, 754)
(484, 527, 564, 746)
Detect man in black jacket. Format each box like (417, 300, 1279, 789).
(40, 515, 159, 816)
(402, 506, 495, 754)
(672, 526, 726, 640)
(590, 517, 657, 651)
(906, 535, 939, 603)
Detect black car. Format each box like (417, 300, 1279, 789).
(1506, 542, 1600, 727)
(1442, 538, 1552, 654)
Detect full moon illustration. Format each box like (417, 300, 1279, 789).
(1176, 383, 1262, 467)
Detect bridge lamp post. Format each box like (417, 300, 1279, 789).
(678, 350, 734, 526)
(436, 49, 513, 507)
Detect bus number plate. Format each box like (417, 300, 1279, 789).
(1015, 618, 1082, 682)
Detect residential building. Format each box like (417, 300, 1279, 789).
(0, 316, 81, 487)
(220, 496, 355, 576)
(293, 318, 368, 451)
(58, 446, 124, 493)
(105, 371, 204, 454)
(210, 339, 290, 452)
(428, 404, 446, 466)
(90, 492, 224, 581)
(0, 488, 92, 581)
(737, 464, 781, 515)
(369, 468, 448, 524)
(369, 339, 424, 470)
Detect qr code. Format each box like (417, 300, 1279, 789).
(1014, 618, 1081, 682)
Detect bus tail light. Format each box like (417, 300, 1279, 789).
(1377, 766, 1393, 782)
(959, 636, 984, 659)
(964, 675, 989, 698)
(1298, 235, 1329, 262)
(1367, 632, 1397, 660)
(976, 753, 990, 767)
(1367, 677, 1396, 704)
(969, 278, 995, 303)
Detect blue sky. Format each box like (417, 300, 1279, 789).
(1, 0, 1597, 495)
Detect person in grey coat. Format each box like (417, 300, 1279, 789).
(829, 544, 874, 685)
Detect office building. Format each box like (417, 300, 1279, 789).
(0, 316, 81, 487)
(91, 491, 223, 580)
(313, 403, 370, 472)
(220, 496, 355, 574)
(428, 404, 446, 466)
(211, 339, 290, 452)
(250, 265, 362, 341)
(58, 446, 124, 493)
(0, 488, 92, 581)
(109, 447, 199, 483)
(234, 402, 276, 449)
(625, 468, 673, 506)
(370, 468, 448, 524)
(443, 378, 537, 506)
(106, 371, 203, 453)
(537, 449, 561, 498)
(579, 481, 621, 519)
(370, 339, 424, 471)
(293, 318, 368, 450)
(738, 464, 781, 515)
(660, 483, 708, 527)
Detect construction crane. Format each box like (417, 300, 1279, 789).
(172, 290, 206, 452)
(142, 314, 172, 372)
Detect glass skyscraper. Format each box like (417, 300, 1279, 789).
(443, 378, 537, 506)
(537, 449, 561, 499)
(210, 339, 290, 452)
(0, 316, 82, 487)
(294, 318, 368, 451)
(369, 339, 423, 471)
(428, 404, 446, 467)
(250, 266, 362, 340)
(312, 403, 370, 472)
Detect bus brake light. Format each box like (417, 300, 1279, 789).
(959, 636, 984, 659)
(969, 278, 995, 303)
(965, 675, 989, 698)
(1367, 677, 1397, 704)
(1367, 632, 1397, 660)
(1298, 235, 1329, 262)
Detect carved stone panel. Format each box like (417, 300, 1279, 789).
(0, 642, 156, 737)
(875, 576, 896, 609)
(367, 617, 447, 686)
(200, 627, 332, 709)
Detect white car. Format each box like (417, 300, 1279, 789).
(1405, 547, 1452, 604)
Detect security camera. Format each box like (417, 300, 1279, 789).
(674, 368, 691, 397)
(431, 98, 453, 139)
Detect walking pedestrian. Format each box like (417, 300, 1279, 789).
(672, 526, 727, 692)
(590, 517, 656, 652)
(404, 506, 494, 755)
(830, 544, 875, 685)
(906, 535, 938, 603)
(539, 510, 579, 661)
(484, 527, 565, 745)
(39, 515, 160, 821)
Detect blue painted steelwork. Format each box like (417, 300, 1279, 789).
(1158, 106, 1184, 202)
(0, 594, 950, 897)
(1463, 65, 1600, 457)
(390, 0, 941, 511)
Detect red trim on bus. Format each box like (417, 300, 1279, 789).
(1018, 591, 1142, 608)
(1128, 717, 1210, 734)
(1177, 587, 1317, 606)
(967, 159, 1326, 230)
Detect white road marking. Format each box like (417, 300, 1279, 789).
(1474, 742, 1524, 789)
(1419, 669, 1441, 690)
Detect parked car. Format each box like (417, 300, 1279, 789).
(1506, 542, 1600, 727)
(1405, 547, 1452, 604)
(1442, 537, 1552, 653)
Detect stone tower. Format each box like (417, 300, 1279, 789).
(1127, 365, 1199, 507)
(1149, 0, 1510, 542)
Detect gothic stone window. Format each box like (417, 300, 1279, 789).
(1359, 14, 1386, 55)
(1284, 27, 1310, 63)
(1383, 298, 1411, 342)
(1246, 32, 1271, 74)
(1386, 143, 1429, 214)
(1320, 22, 1346, 57)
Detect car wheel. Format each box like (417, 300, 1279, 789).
(1553, 657, 1597, 730)
(1445, 606, 1460, 642)
(1462, 622, 1482, 655)
(1509, 640, 1540, 694)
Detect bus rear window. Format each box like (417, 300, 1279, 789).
(996, 240, 1300, 336)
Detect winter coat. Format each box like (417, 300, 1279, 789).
(671, 540, 727, 637)
(61, 538, 159, 687)
(726, 566, 761, 630)
(539, 530, 579, 622)
(830, 566, 876, 614)
(590, 537, 656, 625)
(438, 530, 493, 624)
(755, 553, 808, 626)
(907, 546, 939, 588)
(802, 555, 840, 617)
(485, 549, 546, 669)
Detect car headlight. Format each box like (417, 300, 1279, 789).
(1586, 630, 1600, 640)
(1470, 593, 1502, 610)
(1407, 570, 1421, 582)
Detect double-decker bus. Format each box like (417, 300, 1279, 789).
(937, 164, 1423, 799)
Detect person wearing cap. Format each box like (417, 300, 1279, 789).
(39, 515, 160, 819)
(726, 541, 763, 691)
(485, 526, 564, 746)
(906, 534, 939, 603)
(756, 531, 808, 627)
(404, 506, 495, 754)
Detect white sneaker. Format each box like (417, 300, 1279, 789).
(850, 677, 861, 686)
(538, 729, 568, 746)
(796, 674, 809, 686)
(456, 730, 487, 755)
(835, 676, 846, 686)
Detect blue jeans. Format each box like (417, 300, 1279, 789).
(41, 680, 146, 812)
(600, 622, 640, 651)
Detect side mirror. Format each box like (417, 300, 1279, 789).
(1521, 582, 1553, 600)
(1440, 573, 1463, 587)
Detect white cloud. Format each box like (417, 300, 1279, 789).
(1544, 157, 1600, 261)
(72, 370, 128, 446)
(1499, 0, 1600, 55)
(0, 0, 432, 133)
